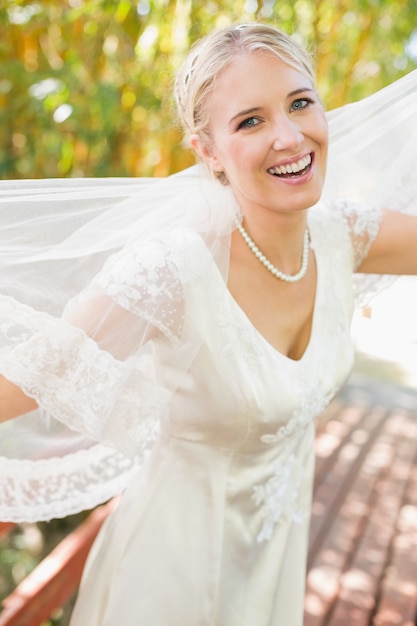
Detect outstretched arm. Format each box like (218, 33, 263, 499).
(0, 235, 186, 459)
(0, 374, 38, 422)
(357, 210, 417, 276)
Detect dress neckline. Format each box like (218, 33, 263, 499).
(225, 219, 320, 365)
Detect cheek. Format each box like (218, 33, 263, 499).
(210, 138, 242, 172)
(316, 113, 329, 148)
(196, 134, 227, 172)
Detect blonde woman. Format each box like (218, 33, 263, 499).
(1, 23, 417, 625)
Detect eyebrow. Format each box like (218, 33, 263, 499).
(288, 87, 315, 97)
(229, 87, 315, 124)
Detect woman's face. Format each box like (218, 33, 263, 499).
(194, 52, 328, 221)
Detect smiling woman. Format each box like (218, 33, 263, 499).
(1, 22, 417, 626)
(191, 54, 327, 222)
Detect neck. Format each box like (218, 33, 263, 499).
(239, 211, 309, 271)
(236, 221, 310, 283)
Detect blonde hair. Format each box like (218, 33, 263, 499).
(175, 23, 315, 145)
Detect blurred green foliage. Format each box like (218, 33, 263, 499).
(0, 512, 91, 625)
(0, 0, 416, 179)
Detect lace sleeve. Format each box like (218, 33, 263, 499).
(0, 234, 187, 458)
(336, 199, 382, 270)
(0, 186, 216, 521)
(89, 236, 186, 345)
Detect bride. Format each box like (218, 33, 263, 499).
(1, 23, 417, 626)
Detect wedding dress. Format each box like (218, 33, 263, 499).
(0, 70, 416, 625)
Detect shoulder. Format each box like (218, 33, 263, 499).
(94, 228, 215, 315)
(98, 228, 206, 279)
(309, 198, 382, 270)
(308, 199, 351, 249)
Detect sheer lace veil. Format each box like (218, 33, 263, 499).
(1, 69, 417, 522)
(324, 69, 417, 302)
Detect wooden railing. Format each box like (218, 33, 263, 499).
(0, 500, 118, 626)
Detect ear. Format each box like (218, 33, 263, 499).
(190, 133, 224, 173)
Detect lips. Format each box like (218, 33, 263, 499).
(267, 153, 312, 178)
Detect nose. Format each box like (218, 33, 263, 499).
(271, 116, 303, 151)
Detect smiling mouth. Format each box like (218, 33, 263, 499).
(267, 153, 312, 178)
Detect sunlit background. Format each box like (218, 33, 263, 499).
(352, 276, 417, 389)
(1, 0, 417, 179)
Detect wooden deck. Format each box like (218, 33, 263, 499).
(305, 375, 417, 626)
(1, 374, 417, 626)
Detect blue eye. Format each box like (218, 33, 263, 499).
(237, 117, 260, 130)
(290, 98, 312, 112)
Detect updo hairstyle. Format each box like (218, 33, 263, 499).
(174, 23, 316, 162)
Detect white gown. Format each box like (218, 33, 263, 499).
(68, 200, 365, 626)
(1, 69, 417, 626)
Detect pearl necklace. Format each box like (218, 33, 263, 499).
(236, 222, 310, 283)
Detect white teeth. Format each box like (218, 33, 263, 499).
(268, 154, 312, 176)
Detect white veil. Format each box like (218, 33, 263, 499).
(1, 69, 417, 522)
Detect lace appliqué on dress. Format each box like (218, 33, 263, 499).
(261, 385, 337, 445)
(253, 384, 336, 542)
(253, 449, 307, 543)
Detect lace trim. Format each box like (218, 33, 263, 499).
(0, 231, 213, 521)
(1, 296, 169, 458)
(0, 446, 135, 522)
